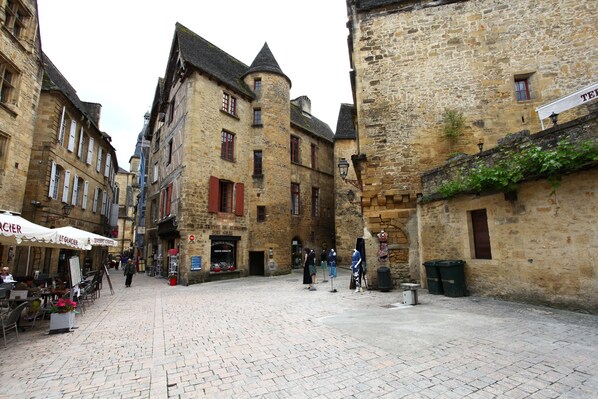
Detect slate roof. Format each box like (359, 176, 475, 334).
(243, 43, 291, 87)
(175, 23, 254, 99)
(334, 103, 356, 140)
(42, 53, 105, 137)
(291, 105, 334, 143)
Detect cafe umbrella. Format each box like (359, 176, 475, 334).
(51, 226, 118, 247)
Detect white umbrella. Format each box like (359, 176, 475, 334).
(0, 212, 89, 250)
(52, 226, 118, 247)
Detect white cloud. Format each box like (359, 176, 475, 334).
(37, 0, 353, 170)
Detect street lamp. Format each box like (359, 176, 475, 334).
(62, 203, 73, 216)
(337, 158, 361, 190)
(549, 112, 559, 126)
(477, 139, 484, 153)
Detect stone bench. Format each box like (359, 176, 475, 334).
(400, 283, 421, 305)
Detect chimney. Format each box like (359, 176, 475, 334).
(291, 96, 311, 115)
(83, 102, 102, 127)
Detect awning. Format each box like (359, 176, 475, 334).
(536, 81, 598, 129)
(52, 226, 118, 247)
(0, 212, 90, 250)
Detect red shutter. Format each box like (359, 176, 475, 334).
(235, 183, 244, 216)
(208, 176, 219, 213)
(166, 184, 172, 215)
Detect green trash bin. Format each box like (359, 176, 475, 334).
(437, 260, 466, 297)
(423, 260, 443, 295)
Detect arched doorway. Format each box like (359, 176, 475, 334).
(291, 237, 303, 269)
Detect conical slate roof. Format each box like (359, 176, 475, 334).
(243, 43, 291, 87)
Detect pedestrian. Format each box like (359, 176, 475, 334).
(308, 249, 317, 289)
(328, 249, 337, 292)
(124, 259, 136, 287)
(120, 254, 128, 270)
(303, 248, 314, 290)
(320, 249, 328, 283)
(351, 248, 362, 293)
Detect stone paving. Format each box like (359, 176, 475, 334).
(0, 267, 596, 399)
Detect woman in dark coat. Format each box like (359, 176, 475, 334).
(303, 248, 313, 290)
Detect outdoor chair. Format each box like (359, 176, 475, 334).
(1, 302, 28, 348)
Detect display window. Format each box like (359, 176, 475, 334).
(210, 240, 236, 272)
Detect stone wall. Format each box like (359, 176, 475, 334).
(346, 0, 598, 288)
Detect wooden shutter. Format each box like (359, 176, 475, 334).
(48, 161, 56, 197)
(58, 106, 66, 144)
(166, 184, 172, 216)
(77, 128, 84, 158)
(235, 182, 244, 216)
(104, 153, 111, 177)
(471, 209, 492, 259)
(208, 176, 219, 213)
(71, 175, 79, 205)
(82, 181, 89, 210)
(62, 170, 71, 203)
(96, 147, 103, 172)
(87, 137, 94, 165)
(67, 120, 77, 152)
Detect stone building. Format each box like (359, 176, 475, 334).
(345, 0, 598, 309)
(111, 166, 135, 261)
(18, 53, 118, 277)
(0, 0, 43, 267)
(333, 103, 363, 265)
(143, 24, 335, 284)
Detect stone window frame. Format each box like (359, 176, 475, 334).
(221, 92, 237, 116)
(290, 136, 300, 164)
(0, 56, 20, 110)
(253, 150, 262, 176)
(257, 206, 266, 223)
(253, 108, 262, 126)
(311, 187, 319, 218)
(291, 182, 301, 216)
(3, 0, 32, 41)
(253, 78, 261, 93)
(514, 72, 535, 102)
(0, 131, 9, 172)
(221, 129, 235, 162)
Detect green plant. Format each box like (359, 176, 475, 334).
(443, 108, 465, 141)
(438, 139, 598, 198)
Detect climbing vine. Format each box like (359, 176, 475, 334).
(438, 140, 598, 198)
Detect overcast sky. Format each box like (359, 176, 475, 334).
(37, 0, 354, 171)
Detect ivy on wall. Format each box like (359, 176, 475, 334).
(438, 140, 598, 198)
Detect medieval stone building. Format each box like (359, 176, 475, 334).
(19, 53, 118, 277)
(345, 0, 597, 311)
(0, 0, 43, 267)
(144, 24, 335, 284)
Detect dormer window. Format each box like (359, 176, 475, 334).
(222, 92, 237, 116)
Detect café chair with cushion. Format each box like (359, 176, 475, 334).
(2, 301, 28, 348)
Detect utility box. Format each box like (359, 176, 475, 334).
(401, 283, 420, 305)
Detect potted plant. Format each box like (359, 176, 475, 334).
(49, 298, 77, 334)
(168, 273, 177, 286)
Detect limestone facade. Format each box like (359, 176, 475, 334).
(144, 24, 335, 285)
(0, 0, 42, 268)
(18, 54, 118, 277)
(345, 0, 598, 290)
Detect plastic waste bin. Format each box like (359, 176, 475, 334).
(423, 260, 444, 295)
(377, 267, 391, 292)
(437, 260, 466, 297)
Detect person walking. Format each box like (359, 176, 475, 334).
(303, 248, 315, 291)
(307, 249, 317, 290)
(124, 259, 136, 288)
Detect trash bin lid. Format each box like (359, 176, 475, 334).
(437, 260, 465, 267)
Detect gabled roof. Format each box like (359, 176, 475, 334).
(291, 104, 334, 143)
(174, 23, 254, 99)
(334, 103, 356, 140)
(42, 53, 105, 136)
(243, 43, 291, 87)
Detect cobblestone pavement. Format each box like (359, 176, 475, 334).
(0, 267, 596, 399)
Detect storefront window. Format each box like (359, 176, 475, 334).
(210, 240, 236, 272)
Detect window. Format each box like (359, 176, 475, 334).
(222, 92, 237, 115)
(311, 143, 317, 169)
(48, 161, 60, 199)
(4, 0, 30, 39)
(208, 176, 244, 215)
(311, 187, 319, 217)
(67, 120, 77, 152)
(257, 206, 266, 222)
(96, 147, 103, 172)
(82, 181, 89, 210)
(167, 139, 173, 165)
(210, 239, 237, 271)
(291, 136, 300, 164)
(253, 108, 262, 126)
(61, 170, 71, 203)
(254, 78, 261, 92)
(152, 162, 158, 183)
(219, 180, 234, 213)
(154, 127, 161, 151)
(77, 128, 85, 159)
(470, 209, 492, 259)
(101, 190, 107, 216)
(253, 150, 263, 176)
(221, 130, 235, 161)
(515, 78, 531, 101)
(92, 187, 100, 213)
(0, 60, 18, 106)
(0, 132, 8, 172)
(86, 137, 94, 165)
(168, 98, 175, 124)
(71, 175, 80, 206)
(291, 183, 300, 215)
